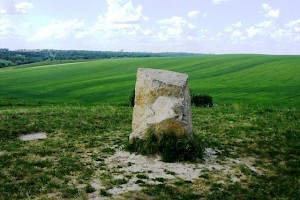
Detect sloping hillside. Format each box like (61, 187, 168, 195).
(0, 55, 299, 106)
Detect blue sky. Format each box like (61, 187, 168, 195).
(0, 0, 300, 54)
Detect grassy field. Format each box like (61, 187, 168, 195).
(0, 54, 299, 106)
(0, 55, 299, 199)
(0, 104, 299, 199)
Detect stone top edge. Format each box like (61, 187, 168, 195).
(137, 68, 188, 87)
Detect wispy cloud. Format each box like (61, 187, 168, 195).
(100, 0, 148, 24)
(15, 2, 33, 14)
(262, 3, 280, 18)
(187, 10, 199, 19)
(212, 0, 230, 5)
(158, 16, 196, 41)
(0, 1, 33, 15)
(30, 19, 86, 41)
(0, 17, 16, 36)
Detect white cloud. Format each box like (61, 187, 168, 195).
(216, 32, 223, 37)
(235, 21, 243, 28)
(15, 2, 33, 14)
(224, 27, 232, 33)
(257, 20, 273, 28)
(268, 9, 280, 18)
(262, 3, 271, 10)
(187, 10, 199, 19)
(222, 20, 269, 41)
(101, 0, 148, 24)
(284, 19, 300, 41)
(187, 11, 207, 19)
(285, 19, 300, 32)
(0, 17, 16, 36)
(246, 26, 263, 38)
(158, 16, 196, 41)
(221, 16, 300, 43)
(199, 29, 209, 39)
(271, 29, 291, 40)
(221, 21, 247, 41)
(212, 0, 230, 5)
(30, 19, 86, 41)
(0, 0, 14, 14)
(0, 9, 7, 14)
(80, 0, 149, 41)
(0, 1, 33, 15)
(49, 0, 151, 47)
(262, 3, 280, 18)
(224, 21, 243, 33)
(159, 16, 193, 27)
(286, 19, 300, 27)
(143, 29, 153, 36)
(244, 20, 275, 38)
(231, 30, 246, 40)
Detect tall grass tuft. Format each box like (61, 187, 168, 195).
(126, 130, 204, 162)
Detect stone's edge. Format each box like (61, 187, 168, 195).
(138, 67, 187, 75)
(137, 67, 189, 79)
(182, 82, 193, 135)
(137, 68, 188, 87)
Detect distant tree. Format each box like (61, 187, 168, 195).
(0, 49, 204, 68)
(0, 63, 6, 68)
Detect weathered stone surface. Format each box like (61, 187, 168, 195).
(130, 68, 193, 141)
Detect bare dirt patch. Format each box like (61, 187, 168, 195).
(102, 149, 264, 197)
(18, 132, 47, 141)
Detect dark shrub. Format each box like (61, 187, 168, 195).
(129, 89, 135, 107)
(191, 94, 213, 107)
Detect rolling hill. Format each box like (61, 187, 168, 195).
(0, 54, 299, 106)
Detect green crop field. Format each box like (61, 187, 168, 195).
(0, 54, 299, 106)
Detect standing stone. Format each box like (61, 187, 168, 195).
(130, 68, 193, 141)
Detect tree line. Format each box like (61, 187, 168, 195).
(0, 48, 203, 68)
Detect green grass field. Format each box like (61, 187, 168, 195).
(0, 54, 299, 106)
(0, 105, 299, 199)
